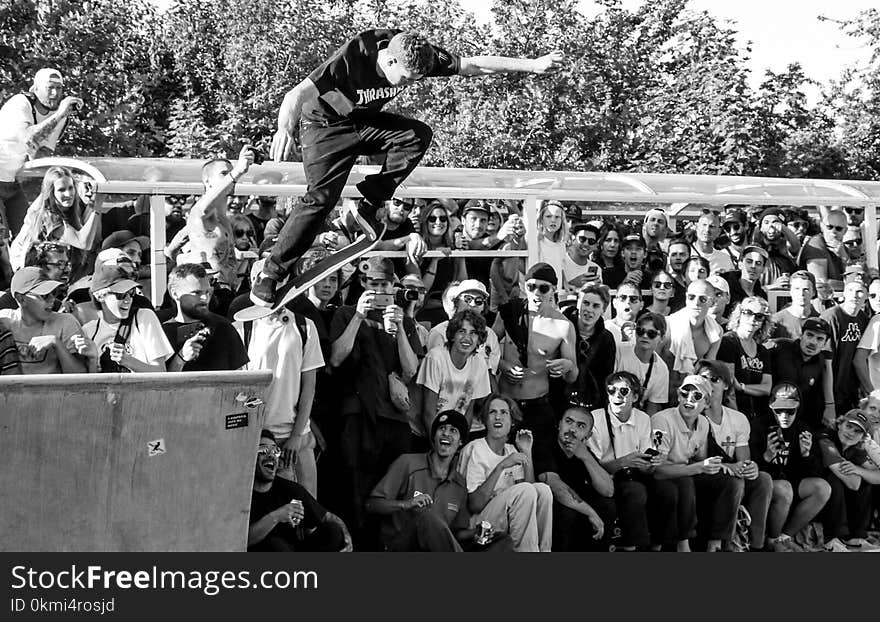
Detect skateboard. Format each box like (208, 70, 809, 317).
(233, 222, 387, 322)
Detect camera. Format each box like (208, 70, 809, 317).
(247, 146, 267, 166)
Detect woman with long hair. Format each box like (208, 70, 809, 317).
(413, 199, 465, 326)
(11, 166, 101, 274)
(593, 223, 623, 272)
(717, 296, 773, 418)
(535, 200, 568, 288)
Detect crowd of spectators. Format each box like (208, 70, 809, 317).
(2, 68, 880, 553)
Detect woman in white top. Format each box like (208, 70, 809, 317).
(82, 264, 173, 373)
(536, 200, 568, 289)
(458, 394, 552, 552)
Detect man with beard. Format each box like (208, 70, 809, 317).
(535, 404, 614, 551)
(367, 410, 508, 551)
(721, 245, 768, 316)
(770, 318, 835, 431)
(498, 263, 578, 444)
(749, 383, 830, 552)
(373, 196, 427, 275)
(666, 238, 692, 311)
(0, 242, 71, 311)
(752, 208, 800, 289)
(0, 68, 82, 235)
(720, 209, 747, 263)
(163, 263, 247, 372)
(249, 430, 352, 552)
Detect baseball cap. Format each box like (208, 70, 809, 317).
(842, 409, 870, 434)
(33, 68, 63, 85)
(679, 374, 712, 398)
(723, 209, 745, 225)
(706, 274, 730, 295)
(525, 262, 557, 285)
(769, 383, 801, 410)
(101, 230, 150, 252)
(740, 245, 770, 261)
(844, 265, 868, 288)
(363, 256, 395, 281)
(802, 317, 831, 337)
(90, 264, 140, 295)
(10, 267, 62, 296)
(454, 279, 488, 298)
(622, 234, 646, 248)
(430, 410, 469, 442)
(461, 199, 491, 217)
(564, 203, 583, 222)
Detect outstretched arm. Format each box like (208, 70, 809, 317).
(270, 78, 320, 161)
(458, 51, 563, 77)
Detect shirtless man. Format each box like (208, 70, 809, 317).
(665, 279, 723, 397)
(170, 146, 255, 288)
(498, 263, 577, 445)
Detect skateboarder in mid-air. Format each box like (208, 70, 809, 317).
(249, 29, 564, 307)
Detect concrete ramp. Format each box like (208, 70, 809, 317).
(0, 371, 272, 552)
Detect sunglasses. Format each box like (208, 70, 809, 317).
(825, 225, 846, 233)
(234, 229, 254, 237)
(108, 290, 136, 301)
(740, 308, 767, 322)
(652, 281, 673, 290)
(44, 260, 70, 269)
(678, 386, 704, 401)
(575, 235, 597, 245)
(392, 198, 415, 211)
(616, 294, 640, 303)
(844, 207, 863, 215)
(686, 293, 709, 304)
(701, 208, 721, 216)
(844, 239, 863, 247)
(257, 446, 282, 458)
(722, 222, 742, 232)
(526, 282, 552, 294)
(460, 293, 486, 306)
(427, 215, 448, 223)
(635, 326, 660, 339)
(607, 385, 631, 397)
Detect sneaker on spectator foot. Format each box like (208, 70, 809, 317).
(824, 537, 850, 553)
(770, 535, 801, 553)
(250, 272, 278, 307)
(843, 537, 879, 550)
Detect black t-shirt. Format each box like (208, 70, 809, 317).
(717, 332, 770, 419)
(249, 478, 326, 546)
(770, 339, 827, 431)
(820, 305, 869, 402)
(533, 439, 597, 501)
(304, 29, 460, 122)
(750, 413, 822, 483)
(722, 271, 767, 317)
(162, 312, 248, 371)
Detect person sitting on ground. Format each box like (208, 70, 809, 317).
(817, 410, 880, 551)
(695, 359, 773, 552)
(717, 297, 773, 418)
(562, 282, 616, 409)
(367, 410, 511, 552)
(497, 263, 577, 445)
(797, 208, 848, 291)
(586, 372, 659, 551)
(650, 374, 745, 552)
(616, 312, 670, 415)
(417, 309, 492, 435)
(249, 430, 352, 552)
(82, 264, 173, 373)
(770, 318, 835, 432)
(163, 263, 247, 372)
(534, 402, 615, 551)
(0, 266, 87, 374)
(665, 279, 723, 392)
(750, 383, 830, 552)
(769, 270, 819, 340)
(458, 394, 553, 552)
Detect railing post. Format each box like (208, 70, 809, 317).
(866, 203, 878, 271)
(149, 195, 167, 304)
(524, 195, 540, 270)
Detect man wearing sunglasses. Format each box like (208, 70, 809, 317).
(720, 209, 747, 263)
(607, 282, 643, 361)
(250, 430, 352, 552)
(563, 222, 602, 293)
(616, 312, 669, 415)
(372, 196, 428, 267)
(666, 279, 723, 395)
(650, 375, 744, 552)
(797, 208, 848, 291)
(820, 275, 870, 415)
(498, 263, 578, 444)
(0, 266, 87, 374)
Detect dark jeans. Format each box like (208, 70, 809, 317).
(614, 477, 651, 548)
(386, 511, 462, 552)
(264, 113, 432, 280)
(248, 522, 345, 552)
(649, 474, 743, 548)
(552, 491, 616, 552)
(340, 414, 411, 542)
(823, 475, 873, 540)
(516, 396, 557, 447)
(0, 181, 28, 237)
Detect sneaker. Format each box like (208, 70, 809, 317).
(250, 272, 278, 307)
(770, 535, 801, 553)
(843, 537, 879, 550)
(824, 537, 851, 553)
(348, 198, 383, 239)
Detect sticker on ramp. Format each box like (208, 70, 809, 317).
(225, 412, 249, 430)
(147, 438, 166, 456)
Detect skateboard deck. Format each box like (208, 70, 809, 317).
(234, 223, 387, 322)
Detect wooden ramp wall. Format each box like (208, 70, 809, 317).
(0, 371, 272, 552)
